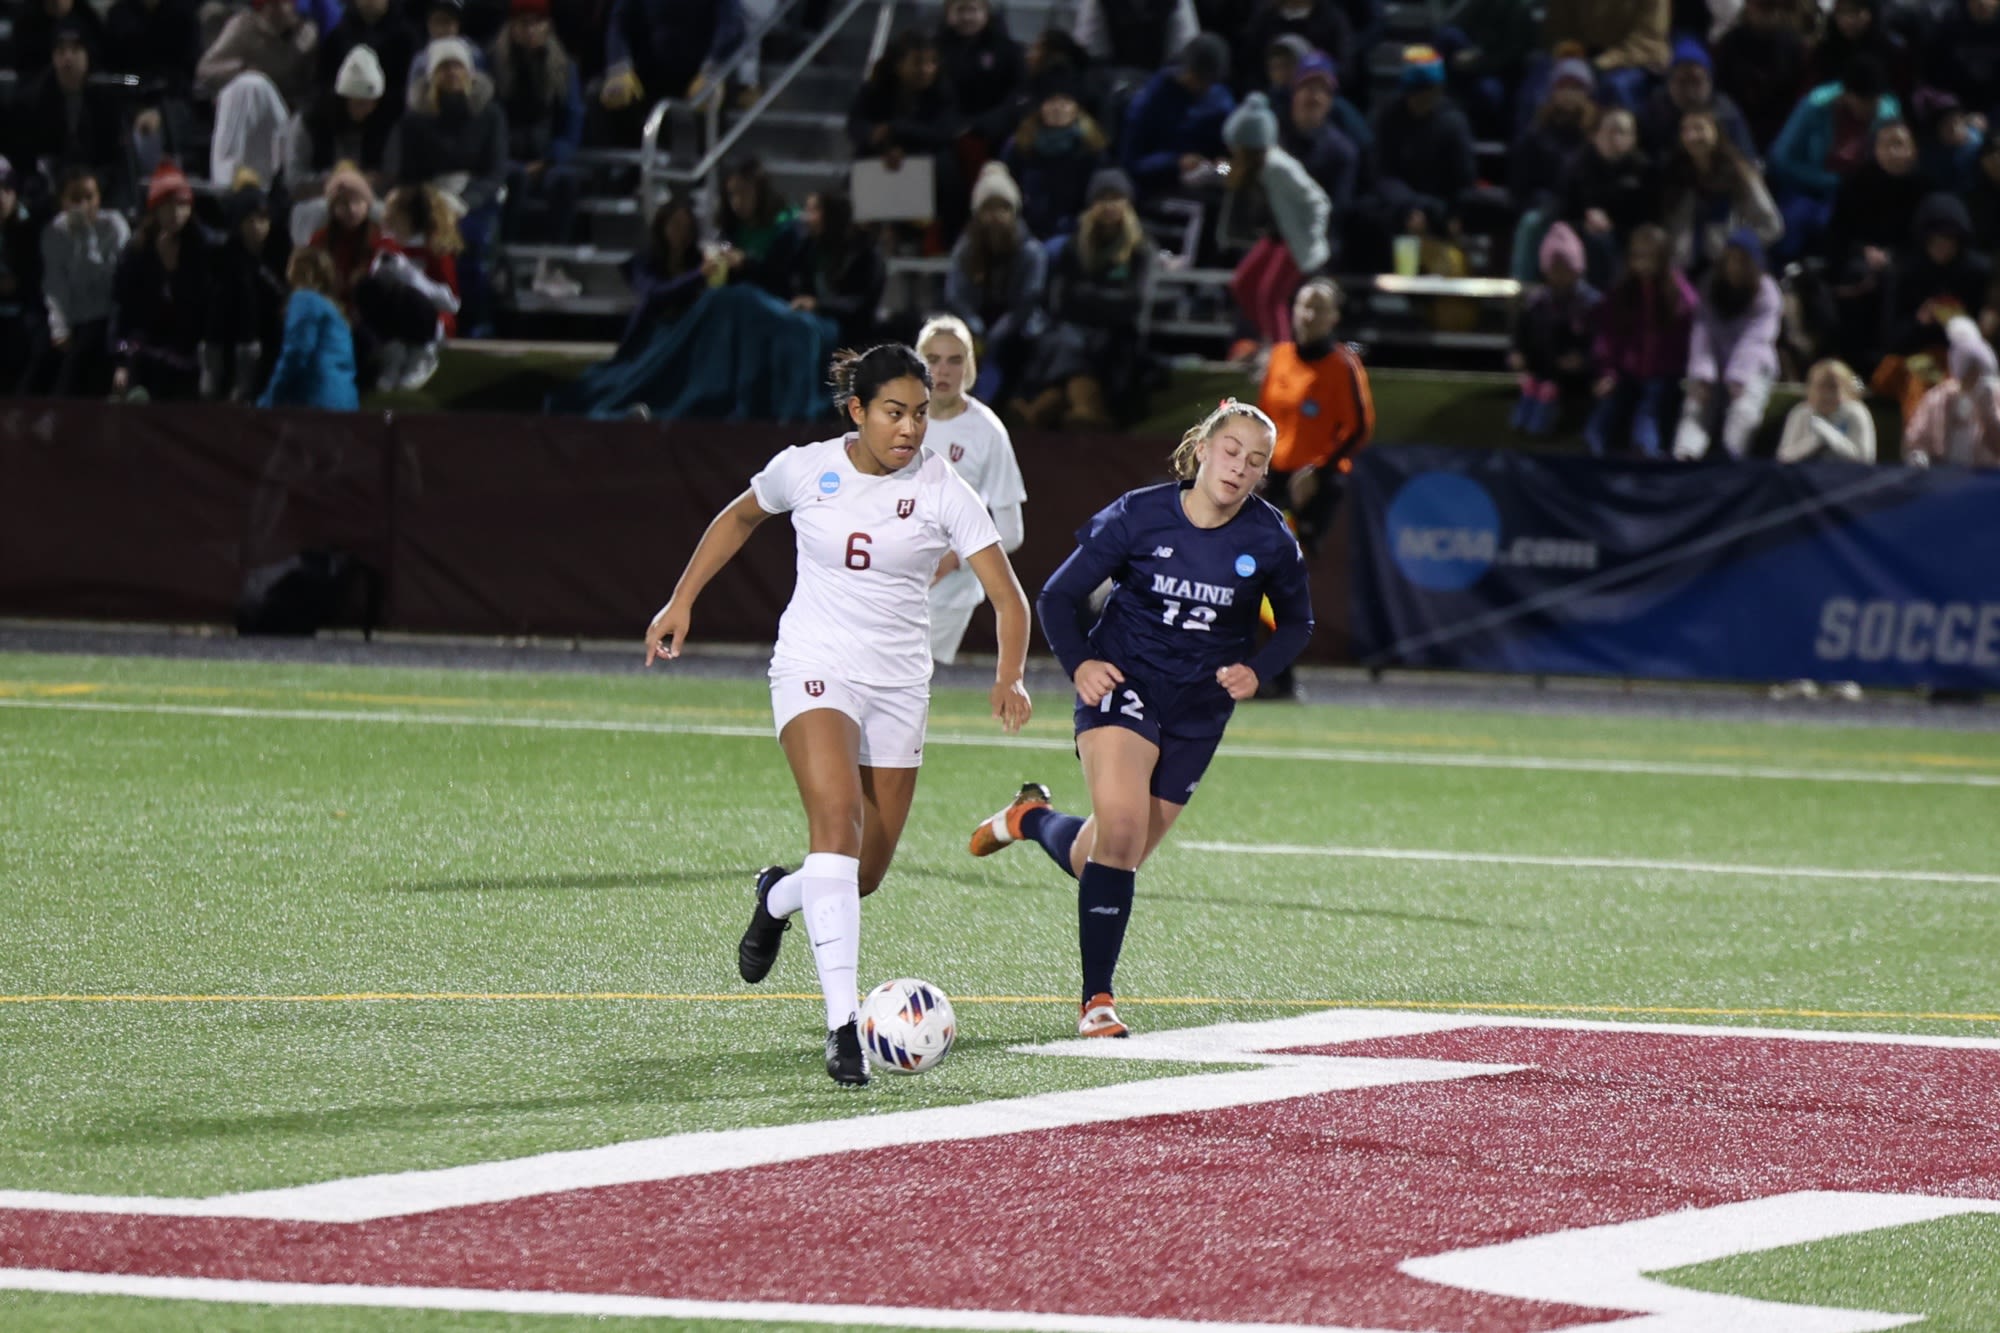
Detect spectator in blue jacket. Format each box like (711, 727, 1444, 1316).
(1768, 55, 1899, 260)
(492, 0, 584, 252)
(260, 247, 361, 410)
(1363, 46, 1475, 259)
(1117, 33, 1237, 197)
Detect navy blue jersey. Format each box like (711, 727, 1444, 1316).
(1039, 482, 1315, 690)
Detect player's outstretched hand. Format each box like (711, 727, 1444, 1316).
(1073, 659, 1125, 707)
(644, 601, 690, 666)
(1215, 663, 1260, 700)
(991, 676, 1032, 734)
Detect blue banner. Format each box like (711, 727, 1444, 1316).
(1349, 447, 2000, 689)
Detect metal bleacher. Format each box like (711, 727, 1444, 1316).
(496, 0, 1521, 357)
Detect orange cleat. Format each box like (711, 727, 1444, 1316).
(968, 782, 1051, 857)
(1078, 993, 1128, 1038)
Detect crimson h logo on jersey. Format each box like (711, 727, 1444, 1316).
(897, 499, 916, 519)
(949, 444, 965, 463)
(804, 681, 825, 697)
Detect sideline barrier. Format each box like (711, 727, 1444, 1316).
(1350, 447, 2000, 690)
(0, 402, 1358, 660)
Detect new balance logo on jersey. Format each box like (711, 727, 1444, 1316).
(897, 499, 916, 519)
(805, 681, 825, 697)
(1087, 905, 1123, 916)
(1150, 574, 1236, 606)
(949, 444, 965, 463)
(1153, 546, 1174, 558)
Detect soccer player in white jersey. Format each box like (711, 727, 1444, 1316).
(918, 315, 1028, 665)
(644, 344, 1034, 1086)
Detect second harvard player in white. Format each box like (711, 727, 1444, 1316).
(916, 315, 1028, 665)
(644, 344, 1034, 1087)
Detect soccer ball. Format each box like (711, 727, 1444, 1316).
(858, 977, 956, 1074)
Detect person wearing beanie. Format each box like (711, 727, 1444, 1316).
(16, 20, 130, 204)
(1217, 92, 1332, 357)
(1116, 30, 1237, 195)
(109, 160, 212, 402)
(204, 168, 288, 402)
(1879, 192, 1992, 381)
(1012, 164, 1152, 430)
(320, 0, 420, 101)
(1508, 46, 1598, 253)
(1002, 68, 1114, 240)
(1263, 32, 1315, 94)
(491, 0, 586, 262)
(947, 159, 1047, 402)
(1505, 220, 1600, 435)
(1903, 317, 2000, 467)
(1362, 44, 1475, 264)
(196, 0, 316, 108)
(1073, 0, 1199, 73)
(1246, 1, 1353, 100)
(1279, 51, 1360, 212)
(1673, 226, 1781, 460)
(1638, 35, 1755, 159)
(384, 32, 508, 333)
(289, 46, 400, 211)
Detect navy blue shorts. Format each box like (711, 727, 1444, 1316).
(1073, 672, 1231, 805)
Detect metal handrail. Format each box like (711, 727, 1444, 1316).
(639, 0, 892, 209)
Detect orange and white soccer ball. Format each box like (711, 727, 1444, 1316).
(859, 977, 956, 1074)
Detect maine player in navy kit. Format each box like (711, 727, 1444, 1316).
(967, 399, 1312, 1037)
(645, 345, 1034, 1086)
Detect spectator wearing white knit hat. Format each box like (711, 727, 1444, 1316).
(384, 35, 508, 332)
(945, 161, 1047, 402)
(286, 45, 400, 244)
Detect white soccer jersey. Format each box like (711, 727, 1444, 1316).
(927, 396, 1028, 616)
(751, 435, 1003, 687)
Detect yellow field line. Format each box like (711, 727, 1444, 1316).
(3, 992, 1997, 1023)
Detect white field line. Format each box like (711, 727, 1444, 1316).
(0, 1271, 1409, 1333)
(1404, 1190, 2000, 1333)
(1179, 841, 2000, 887)
(3, 696, 1998, 788)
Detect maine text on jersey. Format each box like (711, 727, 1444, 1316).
(1150, 574, 1237, 607)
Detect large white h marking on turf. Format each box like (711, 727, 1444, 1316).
(2, 1009, 1999, 1332)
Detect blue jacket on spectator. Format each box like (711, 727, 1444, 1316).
(1768, 82, 1899, 201)
(259, 289, 359, 411)
(1118, 68, 1236, 194)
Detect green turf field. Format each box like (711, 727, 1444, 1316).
(2, 649, 1997, 1329)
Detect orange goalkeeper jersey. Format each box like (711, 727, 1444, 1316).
(1260, 340, 1375, 474)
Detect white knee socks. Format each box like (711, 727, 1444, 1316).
(796, 852, 861, 1031)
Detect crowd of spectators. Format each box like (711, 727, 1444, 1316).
(0, 0, 1997, 463)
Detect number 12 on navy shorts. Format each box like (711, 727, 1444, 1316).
(771, 672, 931, 769)
(1072, 674, 1227, 806)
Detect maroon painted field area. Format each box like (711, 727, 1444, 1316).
(8, 1027, 2000, 1330)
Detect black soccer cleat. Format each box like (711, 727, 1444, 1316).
(825, 1019, 869, 1086)
(738, 865, 790, 984)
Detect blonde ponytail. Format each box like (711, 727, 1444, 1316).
(1169, 398, 1277, 480)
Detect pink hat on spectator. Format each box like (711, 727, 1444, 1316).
(1538, 221, 1585, 278)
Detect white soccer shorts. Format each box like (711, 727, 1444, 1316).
(769, 672, 930, 769)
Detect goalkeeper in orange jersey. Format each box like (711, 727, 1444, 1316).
(1258, 276, 1375, 558)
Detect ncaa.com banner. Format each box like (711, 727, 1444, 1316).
(1348, 447, 2000, 689)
